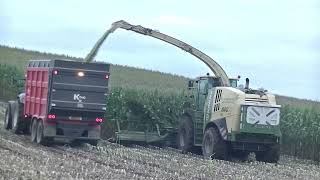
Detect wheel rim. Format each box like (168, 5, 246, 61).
(179, 129, 186, 147)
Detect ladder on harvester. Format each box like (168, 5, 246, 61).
(194, 111, 204, 145)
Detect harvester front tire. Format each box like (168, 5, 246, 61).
(4, 105, 12, 130)
(256, 144, 280, 163)
(202, 127, 227, 160)
(177, 115, 194, 154)
(11, 101, 23, 134)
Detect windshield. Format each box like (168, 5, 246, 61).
(229, 79, 238, 88)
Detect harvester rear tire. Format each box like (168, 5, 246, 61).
(256, 144, 280, 163)
(4, 105, 12, 130)
(202, 127, 227, 160)
(11, 101, 24, 134)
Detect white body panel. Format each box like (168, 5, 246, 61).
(208, 87, 280, 132)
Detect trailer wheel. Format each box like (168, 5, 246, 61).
(36, 120, 49, 145)
(256, 144, 280, 163)
(11, 101, 23, 134)
(177, 115, 194, 153)
(4, 105, 12, 130)
(31, 119, 38, 142)
(202, 127, 227, 160)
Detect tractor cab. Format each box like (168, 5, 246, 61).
(188, 75, 239, 93)
(229, 78, 238, 88)
(188, 75, 239, 111)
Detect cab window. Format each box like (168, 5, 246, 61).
(199, 79, 208, 94)
(229, 79, 238, 88)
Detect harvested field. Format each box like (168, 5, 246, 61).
(0, 104, 320, 180)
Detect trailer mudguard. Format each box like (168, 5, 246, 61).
(88, 125, 101, 139)
(43, 123, 56, 137)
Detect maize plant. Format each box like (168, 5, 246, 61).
(281, 105, 320, 161)
(101, 87, 191, 138)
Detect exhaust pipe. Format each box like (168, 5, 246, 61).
(245, 78, 250, 89)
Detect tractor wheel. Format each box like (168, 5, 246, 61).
(30, 119, 38, 142)
(11, 101, 23, 134)
(4, 105, 12, 130)
(202, 127, 227, 160)
(256, 144, 280, 163)
(177, 115, 194, 154)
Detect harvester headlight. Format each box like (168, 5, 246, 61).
(246, 106, 280, 126)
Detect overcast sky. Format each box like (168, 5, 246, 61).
(1, 0, 319, 100)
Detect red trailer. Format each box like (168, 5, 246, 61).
(4, 59, 110, 145)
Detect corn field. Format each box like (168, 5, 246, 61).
(281, 105, 320, 162)
(0, 63, 24, 100)
(102, 88, 191, 139)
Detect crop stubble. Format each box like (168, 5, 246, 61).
(0, 105, 320, 180)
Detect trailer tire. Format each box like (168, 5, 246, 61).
(4, 105, 12, 130)
(11, 101, 23, 134)
(202, 127, 227, 160)
(36, 120, 50, 146)
(256, 144, 280, 163)
(31, 119, 38, 142)
(177, 115, 194, 154)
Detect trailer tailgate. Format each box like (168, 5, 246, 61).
(49, 61, 109, 112)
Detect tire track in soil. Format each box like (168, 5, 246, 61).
(1, 103, 320, 179)
(49, 145, 155, 179)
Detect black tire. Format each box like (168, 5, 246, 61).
(202, 127, 227, 160)
(31, 119, 38, 142)
(256, 144, 280, 163)
(36, 120, 50, 145)
(177, 115, 194, 153)
(11, 101, 23, 134)
(4, 105, 12, 130)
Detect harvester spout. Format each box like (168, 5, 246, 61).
(84, 20, 231, 86)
